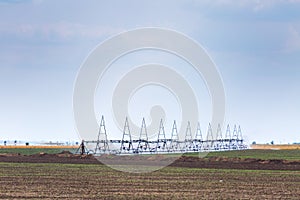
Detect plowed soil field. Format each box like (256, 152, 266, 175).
(0, 152, 300, 199)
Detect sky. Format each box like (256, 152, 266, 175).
(0, 0, 300, 144)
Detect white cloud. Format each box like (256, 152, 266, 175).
(0, 21, 125, 42)
(39, 22, 124, 39)
(195, 0, 300, 12)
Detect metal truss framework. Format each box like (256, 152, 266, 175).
(83, 116, 247, 155)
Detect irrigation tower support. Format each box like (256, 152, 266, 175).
(94, 115, 109, 154)
(137, 118, 150, 153)
(215, 124, 224, 150)
(184, 121, 194, 151)
(120, 117, 133, 153)
(224, 124, 231, 150)
(205, 123, 214, 150)
(231, 125, 238, 149)
(193, 122, 203, 151)
(156, 119, 167, 152)
(169, 120, 179, 152)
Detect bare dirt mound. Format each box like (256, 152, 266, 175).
(0, 152, 98, 164)
(171, 156, 300, 170)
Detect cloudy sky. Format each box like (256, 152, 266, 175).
(0, 0, 300, 144)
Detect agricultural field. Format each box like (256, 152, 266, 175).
(188, 149, 300, 160)
(0, 162, 299, 199)
(251, 144, 300, 150)
(1, 147, 300, 160)
(0, 147, 77, 155)
(0, 148, 299, 199)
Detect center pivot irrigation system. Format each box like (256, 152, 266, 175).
(77, 116, 247, 155)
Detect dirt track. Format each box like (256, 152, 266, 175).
(1, 151, 300, 170)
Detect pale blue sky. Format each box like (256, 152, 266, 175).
(0, 0, 300, 143)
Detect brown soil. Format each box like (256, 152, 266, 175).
(0, 152, 300, 170)
(0, 152, 300, 199)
